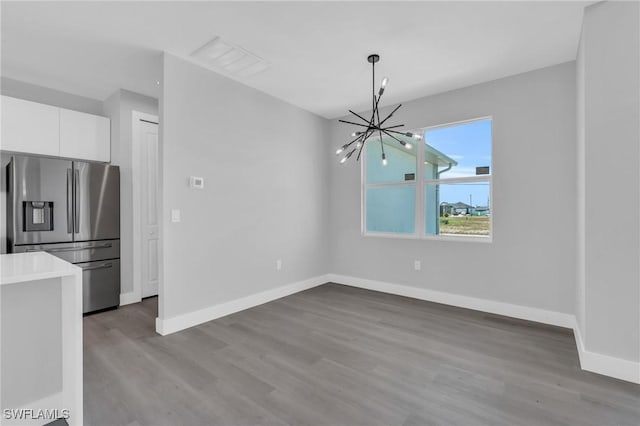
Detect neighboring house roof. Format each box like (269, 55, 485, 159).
(452, 202, 472, 209)
(381, 134, 458, 167)
(442, 202, 488, 210)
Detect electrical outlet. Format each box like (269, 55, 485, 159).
(414, 260, 421, 271)
(276, 259, 282, 271)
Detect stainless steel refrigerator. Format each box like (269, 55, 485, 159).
(7, 155, 121, 313)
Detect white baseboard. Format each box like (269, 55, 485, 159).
(327, 273, 575, 328)
(120, 291, 141, 306)
(155, 274, 329, 336)
(573, 322, 640, 384)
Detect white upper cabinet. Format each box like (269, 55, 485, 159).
(1, 95, 111, 162)
(1, 96, 60, 156)
(59, 109, 110, 162)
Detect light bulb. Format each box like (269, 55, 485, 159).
(382, 153, 387, 166)
(398, 140, 411, 149)
(340, 149, 356, 164)
(336, 143, 349, 155)
(356, 141, 362, 149)
(405, 132, 423, 141)
(378, 77, 389, 96)
(351, 131, 362, 137)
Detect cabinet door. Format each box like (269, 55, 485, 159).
(59, 108, 110, 162)
(1, 96, 60, 156)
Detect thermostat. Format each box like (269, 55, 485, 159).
(189, 176, 204, 189)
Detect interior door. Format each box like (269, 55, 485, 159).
(140, 120, 160, 298)
(73, 162, 120, 242)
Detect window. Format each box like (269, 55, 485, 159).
(363, 117, 492, 240)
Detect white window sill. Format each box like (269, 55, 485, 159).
(362, 232, 493, 243)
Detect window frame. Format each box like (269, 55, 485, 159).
(362, 116, 493, 242)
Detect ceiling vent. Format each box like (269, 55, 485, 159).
(191, 36, 270, 77)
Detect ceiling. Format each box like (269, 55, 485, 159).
(1, 1, 590, 119)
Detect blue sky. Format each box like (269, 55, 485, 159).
(424, 118, 492, 207)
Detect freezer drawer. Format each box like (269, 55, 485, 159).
(13, 239, 120, 263)
(77, 259, 120, 313)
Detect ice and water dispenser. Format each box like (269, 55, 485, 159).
(23, 201, 54, 232)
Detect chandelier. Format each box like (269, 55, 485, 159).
(336, 54, 422, 165)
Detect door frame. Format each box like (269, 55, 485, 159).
(131, 111, 160, 304)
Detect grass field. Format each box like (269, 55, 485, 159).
(440, 216, 490, 236)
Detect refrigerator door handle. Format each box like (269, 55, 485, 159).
(80, 262, 113, 271)
(74, 169, 80, 233)
(24, 242, 113, 253)
(67, 168, 73, 233)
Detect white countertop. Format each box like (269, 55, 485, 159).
(1, 252, 82, 285)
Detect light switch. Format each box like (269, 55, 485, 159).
(171, 209, 181, 223)
(190, 176, 204, 189)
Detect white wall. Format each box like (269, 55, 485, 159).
(329, 62, 577, 315)
(103, 89, 158, 298)
(579, 1, 639, 363)
(159, 53, 330, 320)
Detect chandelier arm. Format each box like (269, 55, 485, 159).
(356, 145, 365, 161)
(337, 132, 367, 156)
(348, 110, 371, 124)
(378, 129, 386, 161)
(383, 129, 414, 137)
(338, 119, 370, 128)
(374, 101, 387, 162)
(381, 129, 408, 146)
(356, 128, 375, 161)
(370, 92, 384, 129)
(344, 133, 366, 149)
(378, 104, 403, 127)
(375, 97, 383, 130)
(380, 124, 405, 130)
(366, 103, 377, 128)
(374, 88, 384, 111)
